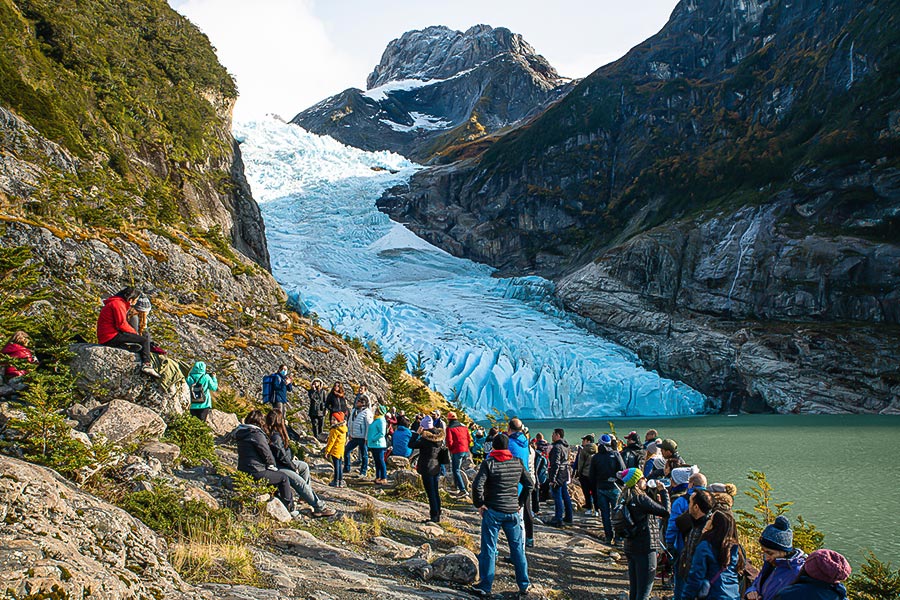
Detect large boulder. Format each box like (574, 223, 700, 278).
(386, 455, 410, 470)
(87, 399, 166, 444)
(70, 344, 188, 416)
(139, 441, 181, 466)
(206, 409, 240, 438)
(431, 546, 478, 584)
(0, 455, 201, 599)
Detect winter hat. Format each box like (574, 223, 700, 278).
(626, 431, 639, 442)
(618, 468, 643, 488)
(378, 404, 388, 415)
(760, 516, 794, 552)
(646, 439, 662, 454)
(599, 434, 612, 445)
(420, 416, 434, 430)
(804, 549, 852, 584)
(709, 482, 737, 496)
(660, 439, 678, 453)
(652, 456, 667, 471)
(135, 295, 152, 312)
(671, 465, 700, 486)
(492, 434, 510, 450)
(332, 412, 345, 422)
(447, 411, 457, 420)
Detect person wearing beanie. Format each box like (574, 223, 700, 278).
(470, 431, 535, 597)
(774, 549, 851, 600)
(367, 404, 389, 484)
(643, 440, 662, 477)
(621, 431, 643, 469)
(709, 482, 738, 512)
(660, 438, 680, 461)
(408, 415, 446, 523)
(618, 467, 670, 600)
(325, 412, 348, 487)
(446, 411, 472, 496)
(574, 434, 599, 517)
(589, 434, 625, 543)
(747, 516, 806, 600)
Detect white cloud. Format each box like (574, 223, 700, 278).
(169, 0, 360, 121)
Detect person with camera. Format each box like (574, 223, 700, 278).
(618, 467, 671, 600)
(407, 415, 445, 523)
(272, 364, 293, 415)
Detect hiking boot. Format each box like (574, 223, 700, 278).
(546, 519, 564, 528)
(467, 585, 490, 597)
(311, 507, 336, 518)
(517, 588, 530, 598)
(141, 363, 161, 378)
(525, 538, 534, 548)
(329, 481, 338, 487)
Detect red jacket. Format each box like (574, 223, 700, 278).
(97, 296, 137, 343)
(446, 421, 472, 454)
(2, 342, 36, 378)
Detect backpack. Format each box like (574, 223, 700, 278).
(190, 380, 205, 404)
(611, 496, 639, 539)
(261, 373, 277, 404)
(535, 453, 549, 484)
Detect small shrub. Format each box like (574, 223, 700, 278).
(162, 413, 216, 467)
(848, 552, 900, 600)
(120, 483, 233, 539)
(228, 469, 274, 513)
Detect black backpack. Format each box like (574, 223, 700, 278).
(611, 496, 639, 539)
(190, 381, 205, 404)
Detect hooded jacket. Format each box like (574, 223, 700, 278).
(97, 296, 138, 344)
(589, 444, 626, 490)
(308, 385, 327, 417)
(507, 431, 529, 466)
(269, 429, 295, 471)
(367, 414, 388, 449)
(548, 438, 571, 487)
(683, 540, 741, 600)
(325, 390, 349, 415)
(774, 577, 848, 600)
(748, 549, 806, 600)
(391, 425, 413, 457)
(621, 440, 643, 469)
(235, 424, 276, 475)
(186, 361, 218, 409)
(472, 450, 535, 513)
(1, 342, 36, 378)
(272, 372, 292, 405)
(622, 486, 671, 555)
(325, 422, 348, 459)
(349, 406, 373, 439)
(408, 428, 445, 477)
(575, 443, 599, 479)
(445, 420, 471, 454)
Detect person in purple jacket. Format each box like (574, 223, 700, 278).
(745, 516, 806, 600)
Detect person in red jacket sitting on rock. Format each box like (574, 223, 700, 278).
(96, 287, 159, 378)
(1, 330, 38, 388)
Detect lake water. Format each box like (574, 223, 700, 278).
(523, 414, 900, 565)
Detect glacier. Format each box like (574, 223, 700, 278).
(234, 117, 708, 419)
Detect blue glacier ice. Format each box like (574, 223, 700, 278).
(234, 117, 707, 419)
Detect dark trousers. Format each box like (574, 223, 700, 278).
(250, 469, 294, 511)
(579, 477, 597, 510)
(531, 486, 541, 512)
(421, 474, 441, 522)
(104, 331, 151, 364)
(626, 551, 658, 600)
(190, 408, 210, 422)
(522, 493, 534, 540)
(310, 415, 324, 437)
(331, 457, 343, 483)
(596, 487, 621, 541)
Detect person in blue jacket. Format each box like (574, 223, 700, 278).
(272, 364, 293, 414)
(773, 549, 850, 600)
(506, 418, 533, 544)
(391, 415, 413, 458)
(746, 516, 806, 600)
(186, 361, 218, 422)
(682, 510, 743, 600)
(666, 469, 705, 599)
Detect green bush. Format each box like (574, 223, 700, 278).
(120, 483, 233, 540)
(162, 413, 216, 467)
(848, 553, 900, 600)
(227, 469, 274, 513)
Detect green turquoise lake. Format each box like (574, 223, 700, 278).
(522, 415, 900, 565)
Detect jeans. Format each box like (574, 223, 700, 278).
(451, 451, 469, 492)
(421, 474, 441, 522)
(249, 469, 294, 511)
(330, 457, 343, 484)
(309, 415, 324, 437)
(476, 508, 530, 594)
(671, 550, 683, 600)
(596, 486, 621, 541)
(279, 461, 325, 512)
(371, 447, 387, 480)
(580, 477, 597, 511)
(343, 438, 368, 474)
(104, 331, 151, 364)
(626, 551, 657, 600)
(551, 484, 573, 523)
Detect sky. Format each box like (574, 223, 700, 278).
(169, 0, 680, 122)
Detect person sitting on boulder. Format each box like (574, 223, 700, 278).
(126, 295, 166, 355)
(97, 287, 159, 378)
(235, 409, 296, 516)
(325, 412, 348, 487)
(1, 331, 38, 389)
(265, 409, 335, 517)
(186, 361, 218, 422)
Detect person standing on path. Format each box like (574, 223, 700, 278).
(547, 428, 573, 527)
(186, 361, 218, 422)
(682, 510, 743, 600)
(470, 433, 535, 598)
(271, 364, 293, 415)
(391, 415, 413, 458)
(446, 411, 472, 495)
(589, 433, 626, 544)
(574, 434, 599, 516)
(746, 516, 806, 600)
(408, 415, 445, 523)
(506, 418, 534, 544)
(325, 412, 347, 487)
(621, 431, 643, 469)
(673, 489, 715, 600)
(325, 381, 348, 416)
(666, 470, 706, 599)
(618, 467, 671, 600)
(344, 396, 373, 477)
(367, 404, 389, 484)
(307, 378, 327, 438)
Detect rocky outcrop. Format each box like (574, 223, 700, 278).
(0, 455, 202, 599)
(378, 0, 900, 413)
(207, 408, 240, 438)
(292, 25, 571, 161)
(87, 399, 167, 444)
(431, 546, 478, 584)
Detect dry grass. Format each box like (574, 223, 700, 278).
(437, 521, 476, 552)
(170, 539, 263, 585)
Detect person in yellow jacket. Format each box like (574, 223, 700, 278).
(325, 412, 348, 487)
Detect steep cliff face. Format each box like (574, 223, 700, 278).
(291, 25, 571, 161)
(378, 0, 900, 413)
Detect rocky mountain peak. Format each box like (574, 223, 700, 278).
(366, 24, 561, 89)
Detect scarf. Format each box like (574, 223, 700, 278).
(489, 449, 513, 462)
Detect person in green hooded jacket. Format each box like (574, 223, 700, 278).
(186, 361, 218, 421)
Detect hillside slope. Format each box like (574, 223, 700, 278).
(378, 0, 900, 413)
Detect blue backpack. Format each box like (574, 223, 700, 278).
(261, 374, 277, 404)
